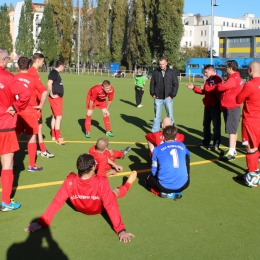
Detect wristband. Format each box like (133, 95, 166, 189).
(117, 229, 126, 235)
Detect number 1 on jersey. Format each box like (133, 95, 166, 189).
(170, 149, 179, 168)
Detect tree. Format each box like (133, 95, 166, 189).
(38, 3, 59, 67)
(50, 0, 74, 63)
(133, 0, 151, 65)
(8, 3, 14, 12)
(15, 0, 34, 57)
(148, 0, 184, 68)
(95, 0, 110, 63)
(0, 4, 13, 54)
(80, 0, 89, 69)
(110, 0, 128, 63)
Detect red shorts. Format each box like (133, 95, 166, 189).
(242, 123, 260, 148)
(0, 131, 19, 155)
(86, 98, 107, 110)
(49, 96, 63, 116)
(16, 111, 38, 135)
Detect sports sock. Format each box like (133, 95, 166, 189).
(85, 116, 92, 132)
(1, 169, 13, 204)
(228, 148, 236, 155)
(51, 129, 55, 138)
(117, 182, 131, 198)
(39, 142, 46, 153)
(55, 130, 61, 139)
(28, 142, 37, 167)
(103, 116, 111, 132)
(246, 151, 259, 173)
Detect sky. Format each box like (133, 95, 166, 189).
(2, 0, 260, 19)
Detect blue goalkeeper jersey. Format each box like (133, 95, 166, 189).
(151, 141, 190, 190)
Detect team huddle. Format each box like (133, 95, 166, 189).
(1, 45, 259, 242)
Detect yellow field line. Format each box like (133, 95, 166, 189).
(0, 155, 246, 192)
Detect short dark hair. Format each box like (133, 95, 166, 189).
(18, 56, 30, 70)
(102, 80, 110, 86)
(204, 64, 214, 70)
(163, 125, 178, 141)
(159, 57, 168, 63)
(226, 60, 238, 71)
(55, 60, 65, 68)
(76, 153, 95, 177)
(32, 53, 44, 63)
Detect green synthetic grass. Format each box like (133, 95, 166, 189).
(1, 73, 260, 260)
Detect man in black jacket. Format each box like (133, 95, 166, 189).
(150, 57, 179, 132)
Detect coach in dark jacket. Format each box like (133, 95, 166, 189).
(150, 57, 179, 132)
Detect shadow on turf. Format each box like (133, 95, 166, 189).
(78, 118, 106, 135)
(7, 218, 68, 260)
(119, 99, 136, 107)
(177, 124, 246, 176)
(120, 114, 150, 133)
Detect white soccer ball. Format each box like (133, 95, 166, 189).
(245, 172, 260, 188)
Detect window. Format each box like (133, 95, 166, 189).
(223, 21, 226, 26)
(227, 22, 229, 26)
(240, 24, 242, 28)
(206, 20, 208, 25)
(190, 30, 192, 36)
(202, 21, 205, 25)
(185, 41, 188, 47)
(204, 30, 207, 36)
(252, 20, 254, 24)
(200, 30, 203, 36)
(188, 64, 199, 68)
(243, 24, 245, 28)
(200, 41, 203, 47)
(204, 41, 207, 47)
(232, 23, 234, 27)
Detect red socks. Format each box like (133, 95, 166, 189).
(118, 182, 131, 198)
(39, 142, 46, 153)
(1, 169, 13, 204)
(246, 151, 259, 172)
(103, 116, 111, 132)
(51, 129, 55, 139)
(85, 116, 92, 132)
(28, 142, 37, 167)
(55, 130, 61, 140)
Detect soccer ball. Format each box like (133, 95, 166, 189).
(245, 172, 260, 188)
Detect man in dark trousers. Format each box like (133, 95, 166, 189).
(150, 57, 179, 133)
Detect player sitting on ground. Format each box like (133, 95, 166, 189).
(145, 125, 190, 199)
(89, 137, 131, 177)
(145, 117, 184, 155)
(24, 153, 136, 243)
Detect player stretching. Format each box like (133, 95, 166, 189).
(15, 57, 48, 172)
(25, 153, 136, 243)
(85, 80, 115, 138)
(0, 47, 30, 211)
(47, 60, 65, 145)
(146, 126, 190, 199)
(89, 137, 131, 177)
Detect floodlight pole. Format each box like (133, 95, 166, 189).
(77, 0, 81, 75)
(210, 0, 218, 65)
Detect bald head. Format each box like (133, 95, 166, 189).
(95, 138, 109, 152)
(0, 47, 9, 68)
(248, 61, 260, 78)
(162, 117, 172, 129)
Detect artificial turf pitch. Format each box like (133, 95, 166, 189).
(1, 73, 260, 260)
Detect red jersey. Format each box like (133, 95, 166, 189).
(217, 72, 243, 110)
(193, 74, 222, 108)
(28, 66, 46, 90)
(38, 172, 125, 234)
(87, 84, 114, 104)
(14, 72, 46, 111)
(90, 151, 109, 176)
(0, 66, 30, 130)
(236, 77, 260, 127)
(145, 131, 185, 146)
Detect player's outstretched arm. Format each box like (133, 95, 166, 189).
(24, 222, 42, 232)
(118, 231, 135, 243)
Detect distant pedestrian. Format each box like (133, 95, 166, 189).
(134, 68, 146, 108)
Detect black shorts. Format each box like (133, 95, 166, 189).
(223, 107, 241, 134)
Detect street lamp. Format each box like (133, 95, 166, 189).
(77, 0, 81, 75)
(210, 0, 218, 65)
